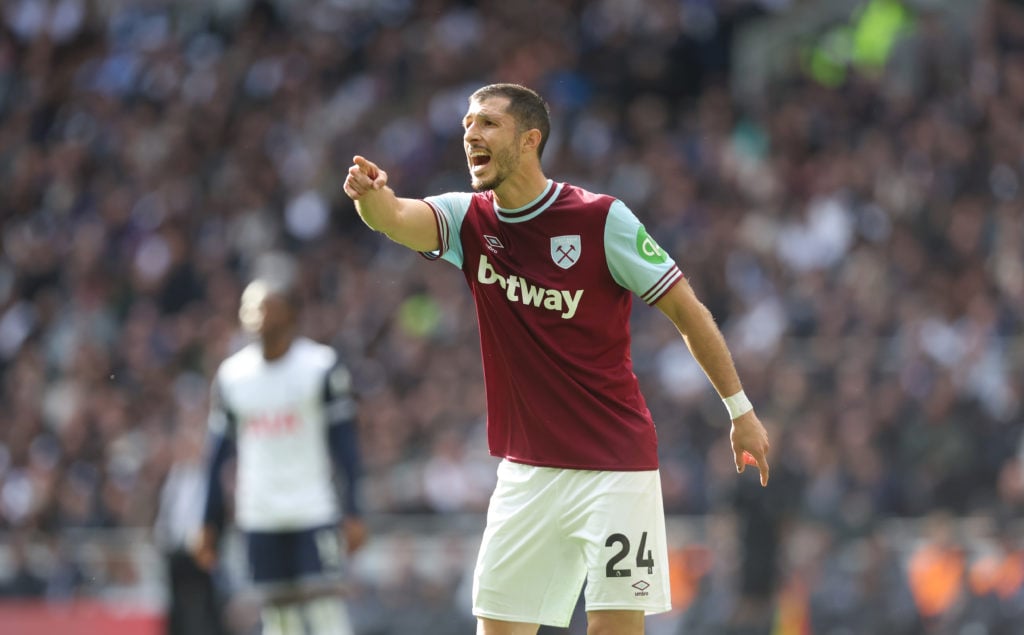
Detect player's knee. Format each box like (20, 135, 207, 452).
(261, 605, 302, 635)
(302, 597, 353, 635)
(261, 598, 352, 635)
(586, 609, 644, 635)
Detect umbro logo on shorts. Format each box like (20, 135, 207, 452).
(632, 580, 650, 597)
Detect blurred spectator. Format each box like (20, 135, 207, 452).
(907, 512, 969, 631)
(963, 518, 1024, 634)
(727, 445, 803, 635)
(808, 526, 922, 635)
(0, 531, 46, 598)
(154, 418, 228, 635)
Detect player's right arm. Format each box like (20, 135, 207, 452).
(194, 376, 237, 570)
(343, 155, 439, 252)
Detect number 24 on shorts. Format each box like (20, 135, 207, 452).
(605, 531, 654, 578)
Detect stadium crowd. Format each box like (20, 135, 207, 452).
(0, 0, 1023, 633)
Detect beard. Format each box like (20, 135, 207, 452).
(470, 145, 518, 192)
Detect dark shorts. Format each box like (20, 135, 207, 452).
(246, 524, 345, 594)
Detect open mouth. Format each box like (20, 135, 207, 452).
(469, 151, 491, 172)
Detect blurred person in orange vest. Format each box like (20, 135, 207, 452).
(907, 512, 967, 622)
(966, 517, 1024, 631)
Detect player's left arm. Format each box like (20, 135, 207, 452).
(323, 361, 367, 554)
(603, 199, 769, 485)
(655, 279, 771, 486)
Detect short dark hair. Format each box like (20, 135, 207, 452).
(470, 83, 551, 159)
(247, 251, 302, 309)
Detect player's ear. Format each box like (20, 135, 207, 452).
(521, 128, 542, 156)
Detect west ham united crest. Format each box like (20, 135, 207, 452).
(550, 235, 581, 269)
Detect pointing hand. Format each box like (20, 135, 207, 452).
(731, 412, 770, 487)
(343, 156, 388, 200)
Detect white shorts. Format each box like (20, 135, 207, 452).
(472, 460, 672, 627)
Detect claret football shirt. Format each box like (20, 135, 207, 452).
(423, 180, 683, 470)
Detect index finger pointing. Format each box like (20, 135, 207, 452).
(757, 454, 770, 487)
(352, 155, 378, 179)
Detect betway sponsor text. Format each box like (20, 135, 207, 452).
(477, 255, 583, 320)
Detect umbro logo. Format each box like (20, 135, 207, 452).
(632, 580, 650, 597)
(483, 235, 504, 252)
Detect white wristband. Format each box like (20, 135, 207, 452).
(723, 390, 753, 420)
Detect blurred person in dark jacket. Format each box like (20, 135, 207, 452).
(155, 422, 228, 635)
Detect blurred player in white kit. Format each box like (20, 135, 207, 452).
(194, 259, 367, 635)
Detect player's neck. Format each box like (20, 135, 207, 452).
(492, 166, 549, 210)
(261, 332, 295, 361)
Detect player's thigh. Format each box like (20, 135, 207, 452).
(473, 461, 588, 627)
(476, 616, 540, 635)
(570, 470, 672, 615)
(585, 609, 644, 635)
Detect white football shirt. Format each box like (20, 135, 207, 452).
(210, 337, 353, 531)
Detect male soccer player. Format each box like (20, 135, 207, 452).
(194, 269, 367, 635)
(343, 83, 770, 635)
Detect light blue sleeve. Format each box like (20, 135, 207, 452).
(421, 192, 473, 269)
(604, 200, 684, 305)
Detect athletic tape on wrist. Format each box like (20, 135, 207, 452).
(723, 390, 753, 420)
